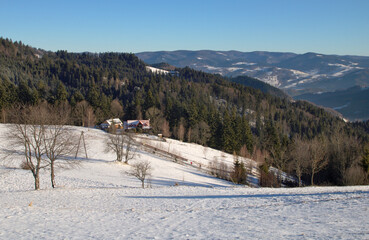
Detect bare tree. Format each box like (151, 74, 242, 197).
(110, 99, 124, 118)
(42, 104, 79, 188)
(145, 107, 164, 133)
(218, 160, 229, 180)
(288, 137, 309, 187)
(7, 103, 80, 190)
(209, 157, 219, 176)
(161, 119, 171, 137)
(187, 127, 192, 142)
(178, 123, 185, 141)
(74, 100, 96, 127)
(209, 156, 229, 179)
(344, 165, 367, 185)
(124, 133, 137, 164)
(239, 144, 250, 158)
(329, 131, 362, 185)
(105, 131, 126, 162)
(308, 137, 328, 186)
(105, 131, 137, 164)
(7, 104, 49, 190)
(197, 121, 211, 145)
(127, 160, 152, 188)
(203, 146, 208, 159)
(1, 108, 7, 123)
(85, 107, 96, 127)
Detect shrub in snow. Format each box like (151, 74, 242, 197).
(127, 160, 152, 188)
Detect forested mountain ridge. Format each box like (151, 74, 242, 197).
(137, 50, 369, 121)
(136, 50, 369, 93)
(1, 37, 368, 186)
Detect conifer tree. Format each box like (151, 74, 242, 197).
(56, 81, 68, 102)
(144, 89, 155, 111)
(222, 110, 235, 153)
(241, 117, 253, 154)
(362, 147, 369, 176)
(18, 81, 35, 104)
(0, 80, 6, 111)
(231, 155, 247, 184)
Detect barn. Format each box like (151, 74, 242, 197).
(123, 120, 151, 130)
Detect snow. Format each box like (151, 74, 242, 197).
(232, 62, 256, 66)
(203, 65, 222, 71)
(284, 82, 298, 88)
(289, 69, 309, 77)
(226, 67, 242, 72)
(263, 75, 280, 87)
(1, 124, 369, 239)
(146, 66, 169, 75)
(327, 63, 348, 68)
(333, 102, 351, 110)
(216, 52, 226, 56)
(326, 63, 363, 77)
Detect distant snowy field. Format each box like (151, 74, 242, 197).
(1, 124, 369, 239)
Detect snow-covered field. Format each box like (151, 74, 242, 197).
(1, 124, 369, 239)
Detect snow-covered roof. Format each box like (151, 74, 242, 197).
(104, 118, 123, 125)
(124, 120, 150, 129)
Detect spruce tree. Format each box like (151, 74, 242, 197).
(231, 156, 247, 184)
(362, 148, 369, 176)
(18, 81, 35, 104)
(241, 117, 253, 154)
(222, 110, 235, 153)
(56, 82, 68, 102)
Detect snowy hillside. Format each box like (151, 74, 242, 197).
(1, 124, 369, 239)
(0, 124, 237, 190)
(146, 66, 169, 75)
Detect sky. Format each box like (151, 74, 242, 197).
(1, 0, 369, 56)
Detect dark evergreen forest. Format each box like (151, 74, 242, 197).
(1, 38, 368, 186)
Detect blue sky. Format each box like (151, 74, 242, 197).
(1, 0, 369, 55)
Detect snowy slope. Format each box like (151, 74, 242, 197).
(1, 124, 369, 239)
(0, 184, 368, 239)
(0, 124, 233, 190)
(146, 66, 169, 75)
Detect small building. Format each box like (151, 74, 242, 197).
(100, 118, 124, 131)
(124, 120, 151, 130)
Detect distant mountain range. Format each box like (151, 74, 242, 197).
(136, 50, 369, 121)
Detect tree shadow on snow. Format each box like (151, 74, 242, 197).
(149, 176, 229, 188)
(126, 190, 369, 200)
